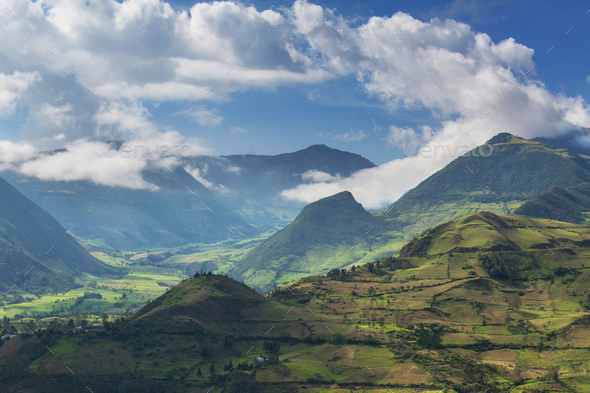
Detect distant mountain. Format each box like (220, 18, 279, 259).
(0, 175, 113, 294)
(515, 182, 590, 223)
(532, 128, 590, 157)
(385, 133, 590, 237)
(185, 144, 376, 226)
(4, 145, 375, 249)
(3, 166, 257, 250)
(231, 191, 389, 293)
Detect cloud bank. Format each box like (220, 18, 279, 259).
(0, 0, 587, 200)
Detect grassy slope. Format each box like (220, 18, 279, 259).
(384, 133, 590, 239)
(231, 191, 392, 293)
(0, 175, 114, 294)
(3, 212, 590, 393)
(515, 182, 590, 223)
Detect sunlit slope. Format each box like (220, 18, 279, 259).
(231, 191, 392, 293)
(385, 133, 590, 237)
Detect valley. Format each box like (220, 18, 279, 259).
(2, 134, 590, 392)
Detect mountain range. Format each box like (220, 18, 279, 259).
(0, 175, 113, 294)
(3, 145, 375, 250)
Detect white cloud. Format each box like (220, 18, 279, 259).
(281, 1, 590, 208)
(587, 75, 590, 84)
(334, 129, 366, 142)
(0, 0, 588, 200)
(301, 169, 340, 183)
(17, 140, 158, 190)
(0, 141, 39, 166)
(386, 126, 417, 149)
(0, 71, 40, 116)
(37, 103, 74, 128)
(229, 127, 245, 134)
(187, 108, 224, 127)
(184, 164, 213, 188)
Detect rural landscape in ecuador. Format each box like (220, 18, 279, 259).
(2, 1, 590, 393)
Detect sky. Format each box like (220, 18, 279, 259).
(0, 0, 589, 209)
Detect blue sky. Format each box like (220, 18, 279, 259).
(0, 0, 589, 208)
(141, 0, 590, 164)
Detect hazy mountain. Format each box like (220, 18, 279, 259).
(384, 133, 590, 236)
(532, 127, 590, 157)
(0, 175, 113, 294)
(3, 166, 257, 250)
(230, 191, 389, 293)
(185, 144, 376, 226)
(3, 144, 375, 250)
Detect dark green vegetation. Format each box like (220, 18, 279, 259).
(385, 133, 590, 238)
(2, 212, 590, 393)
(516, 182, 590, 224)
(231, 191, 392, 293)
(0, 175, 113, 294)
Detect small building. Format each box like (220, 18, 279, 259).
(256, 357, 268, 363)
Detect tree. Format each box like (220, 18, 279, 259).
(262, 341, 280, 361)
(196, 368, 202, 377)
(367, 286, 376, 296)
(368, 263, 374, 272)
(507, 293, 522, 310)
(2, 316, 9, 331)
(210, 363, 216, 375)
(351, 266, 356, 273)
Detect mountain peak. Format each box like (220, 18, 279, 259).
(486, 133, 530, 145)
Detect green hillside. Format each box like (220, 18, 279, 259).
(0, 175, 113, 294)
(2, 211, 590, 392)
(515, 182, 590, 223)
(385, 133, 590, 237)
(231, 191, 391, 293)
(4, 166, 257, 250)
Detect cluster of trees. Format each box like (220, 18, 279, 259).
(478, 253, 513, 278)
(262, 340, 280, 361)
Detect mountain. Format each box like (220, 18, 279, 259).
(0, 175, 113, 294)
(532, 127, 590, 157)
(385, 133, 590, 237)
(4, 144, 375, 249)
(184, 144, 376, 226)
(130, 274, 293, 335)
(3, 212, 590, 393)
(230, 191, 391, 293)
(3, 166, 257, 250)
(515, 182, 590, 224)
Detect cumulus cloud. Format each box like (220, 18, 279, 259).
(281, 1, 590, 208)
(334, 129, 366, 142)
(0, 0, 589, 200)
(17, 140, 157, 190)
(0, 141, 39, 167)
(185, 108, 224, 127)
(0, 71, 40, 116)
(301, 169, 341, 183)
(37, 103, 74, 128)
